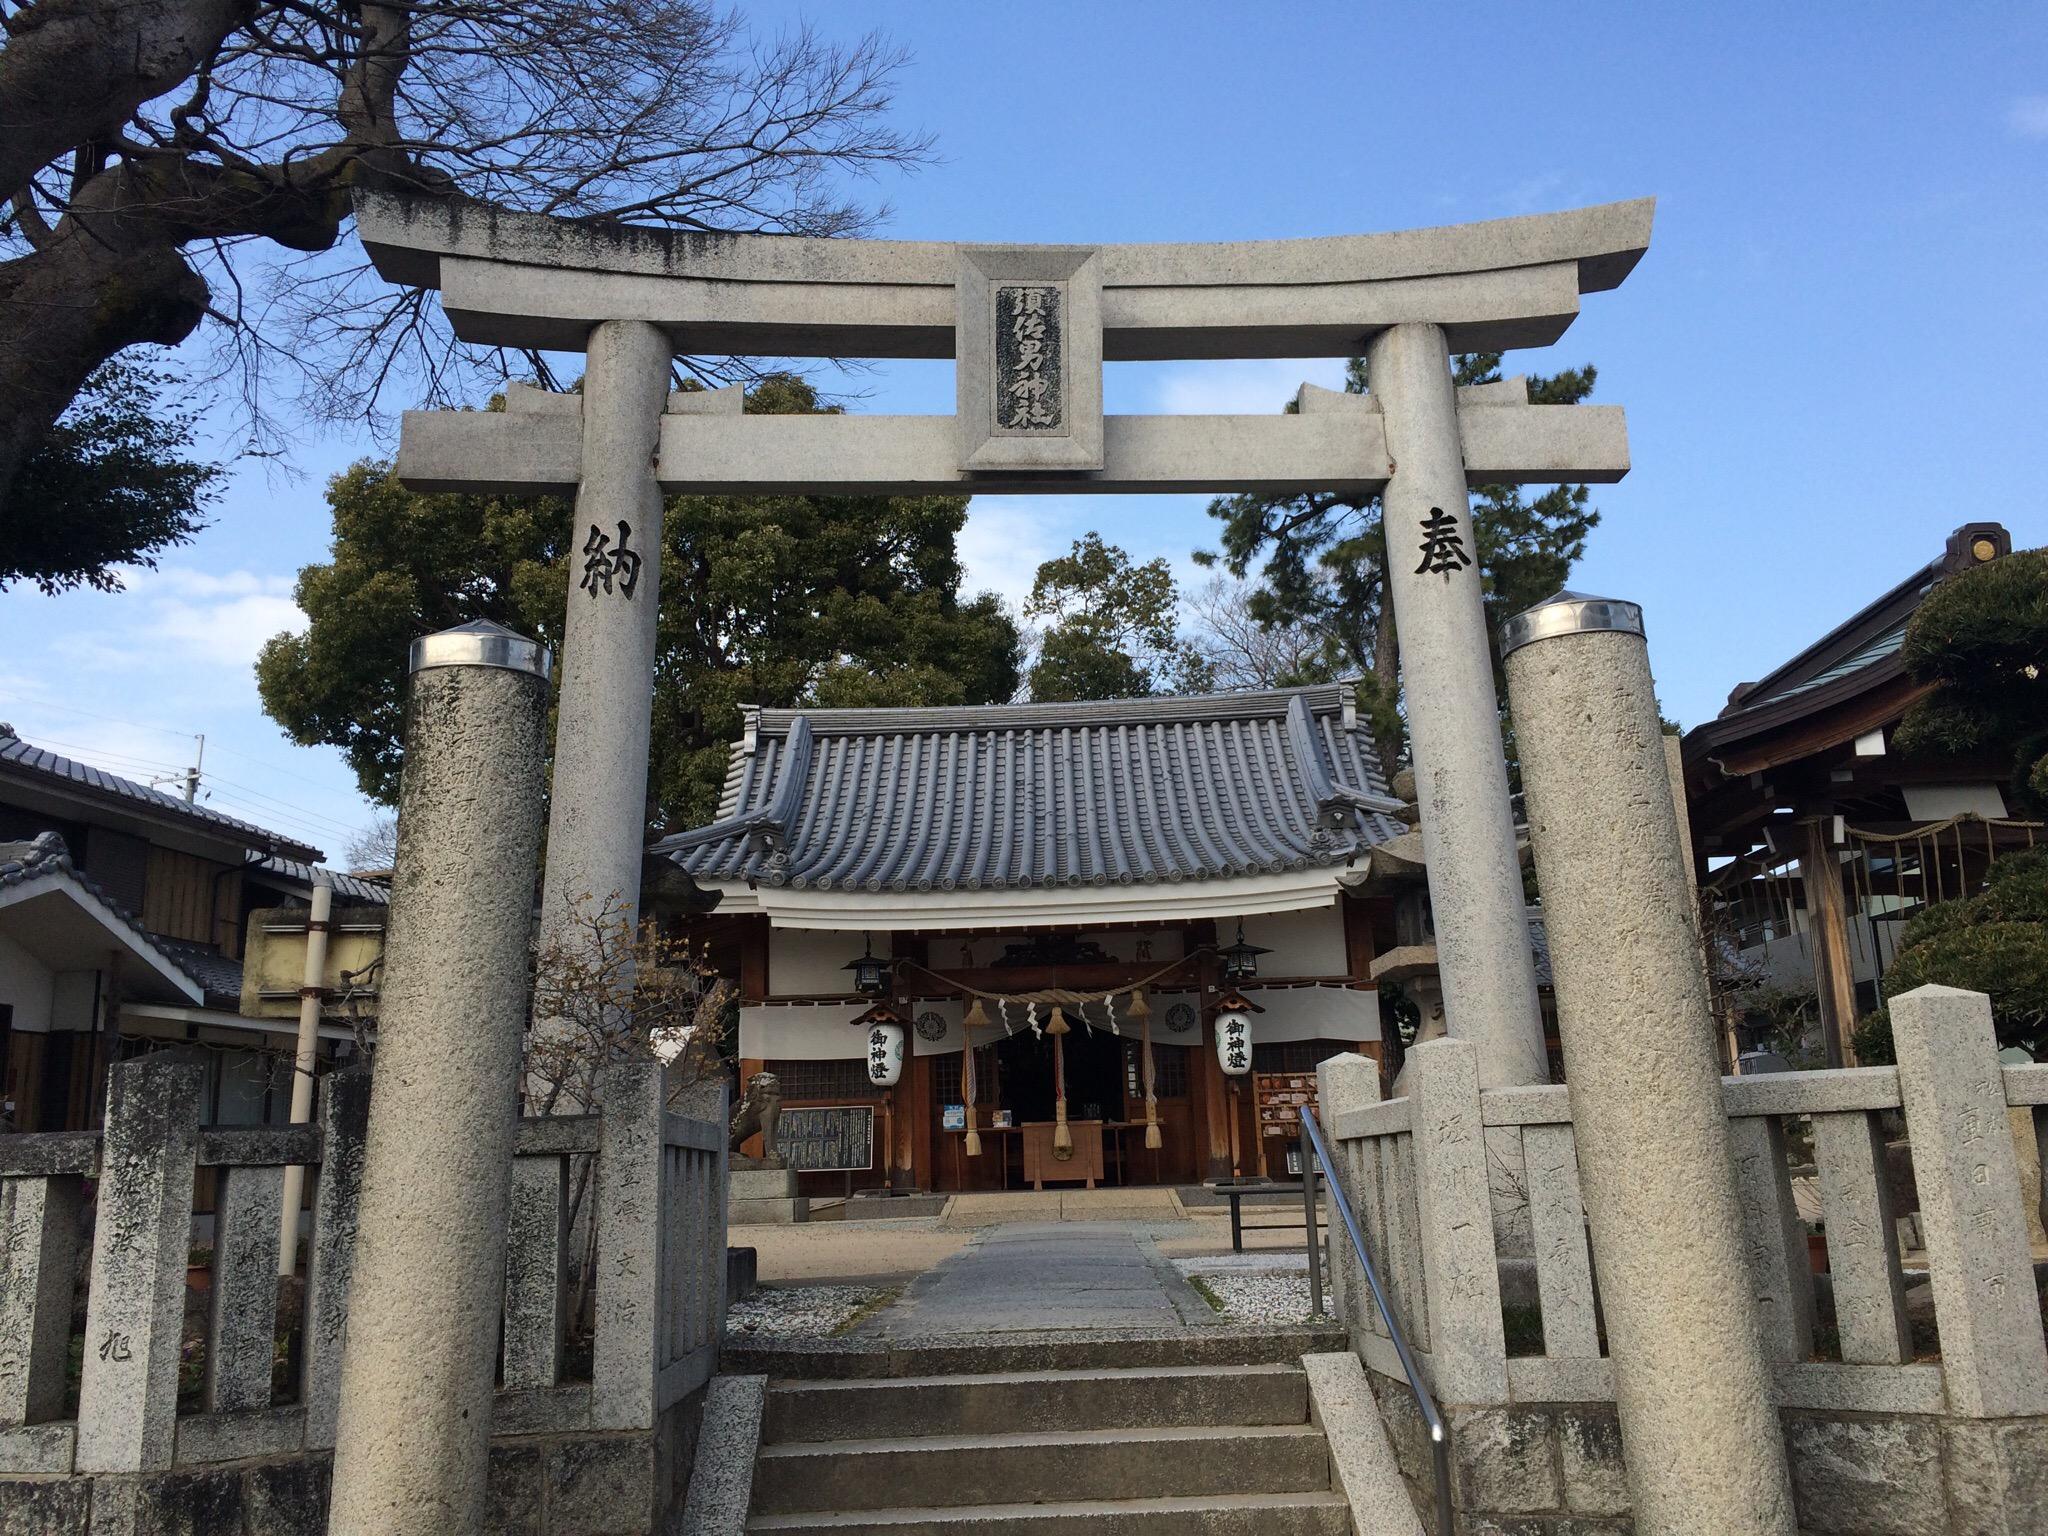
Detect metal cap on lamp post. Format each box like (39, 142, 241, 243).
(1502, 588, 1799, 1533)
(408, 617, 553, 679)
(1498, 589, 1644, 660)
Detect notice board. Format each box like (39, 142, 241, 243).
(778, 1105, 875, 1172)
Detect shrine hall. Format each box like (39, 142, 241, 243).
(657, 682, 1412, 1196)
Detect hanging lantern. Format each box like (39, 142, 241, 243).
(856, 1002, 907, 1088)
(1220, 920, 1272, 983)
(1212, 989, 1264, 1078)
(844, 933, 890, 996)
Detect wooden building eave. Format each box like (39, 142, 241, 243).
(696, 863, 1362, 931)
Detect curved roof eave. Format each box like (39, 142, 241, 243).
(701, 865, 1354, 932)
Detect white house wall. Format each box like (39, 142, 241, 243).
(767, 928, 869, 996)
(0, 931, 54, 1031)
(1239, 902, 1347, 977)
(1240, 984, 1381, 1043)
(738, 1001, 870, 1060)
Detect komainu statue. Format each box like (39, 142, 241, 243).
(728, 1070, 785, 1167)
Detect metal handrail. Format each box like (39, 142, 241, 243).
(1298, 1104, 1455, 1536)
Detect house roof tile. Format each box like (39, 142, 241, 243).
(0, 727, 323, 862)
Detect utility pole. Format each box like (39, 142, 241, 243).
(150, 733, 205, 803)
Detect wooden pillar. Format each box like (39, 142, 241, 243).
(1802, 818, 1857, 1069)
(738, 915, 770, 1003)
(904, 1053, 932, 1192)
(1185, 922, 1232, 1181)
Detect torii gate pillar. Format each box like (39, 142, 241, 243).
(538, 320, 670, 978)
(1372, 322, 1550, 1091)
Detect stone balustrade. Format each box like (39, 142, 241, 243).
(1320, 986, 2048, 1535)
(0, 1054, 727, 1532)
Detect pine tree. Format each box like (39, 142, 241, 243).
(1201, 351, 1600, 754)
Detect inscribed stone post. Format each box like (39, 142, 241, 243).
(1406, 1038, 1508, 1406)
(1368, 322, 1548, 1095)
(534, 319, 672, 1017)
(1315, 1052, 1381, 1330)
(0, 1174, 79, 1428)
(74, 1060, 201, 1474)
(1889, 985, 2048, 1418)
(326, 624, 550, 1536)
(1504, 593, 1795, 1535)
(302, 1064, 370, 1451)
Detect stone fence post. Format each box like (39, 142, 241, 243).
(1406, 1037, 1508, 1406)
(327, 622, 551, 1536)
(1890, 985, 2048, 1420)
(74, 1059, 202, 1475)
(0, 1164, 81, 1438)
(303, 1066, 371, 1452)
(1315, 1052, 1383, 1329)
(591, 1056, 666, 1432)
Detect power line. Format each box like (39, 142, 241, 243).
(12, 731, 367, 851)
(12, 698, 360, 798)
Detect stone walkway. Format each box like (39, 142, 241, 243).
(861, 1221, 1220, 1336)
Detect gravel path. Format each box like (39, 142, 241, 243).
(1173, 1253, 1322, 1324)
(725, 1284, 891, 1340)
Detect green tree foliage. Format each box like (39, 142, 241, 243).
(1, 357, 223, 594)
(1892, 547, 2048, 813)
(257, 377, 1019, 830)
(1201, 352, 1600, 754)
(1024, 533, 1211, 702)
(1853, 847, 2048, 1062)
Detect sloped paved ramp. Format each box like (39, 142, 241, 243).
(868, 1222, 1213, 1336)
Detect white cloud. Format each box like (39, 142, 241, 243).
(154, 593, 308, 669)
(47, 566, 306, 674)
(1148, 357, 1349, 417)
(2010, 96, 2048, 139)
(958, 498, 1071, 611)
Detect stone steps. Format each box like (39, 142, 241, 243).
(762, 1364, 1309, 1442)
(753, 1424, 1332, 1515)
(744, 1490, 1353, 1534)
(724, 1323, 1348, 1382)
(745, 1347, 1359, 1533)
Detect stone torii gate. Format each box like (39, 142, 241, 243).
(354, 189, 1654, 1098)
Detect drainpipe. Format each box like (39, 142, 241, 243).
(278, 872, 332, 1275)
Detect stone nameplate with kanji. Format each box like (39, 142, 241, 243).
(956, 245, 1103, 472)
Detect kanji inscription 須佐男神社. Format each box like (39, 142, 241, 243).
(996, 284, 1063, 430)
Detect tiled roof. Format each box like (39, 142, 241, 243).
(253, 855, 391, 907)
(1739, 614, 1913, 710)
(150, 937, 245, 1008)
(0, 833, 208, 1002)
(0, 727, 322, 862)
(659, 684, 1406, 894)
(0, 830, 76, 891)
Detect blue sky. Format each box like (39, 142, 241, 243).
(4, 4, 2044, 861)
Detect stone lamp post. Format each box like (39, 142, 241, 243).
(1502, 591, 1797, 1536)
(327, 620, 552, 1536)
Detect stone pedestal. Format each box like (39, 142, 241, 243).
(729, 1165, 809, 1226)
(1504, 591, 1796, 1535)
(327, 623, 552, 1536)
